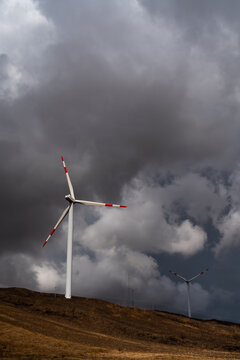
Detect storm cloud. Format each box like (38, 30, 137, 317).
(1, 0, 240, 320)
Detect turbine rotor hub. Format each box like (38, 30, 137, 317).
(65, 194, 75, 203)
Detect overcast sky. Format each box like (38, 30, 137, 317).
(2, 0, 240, 322)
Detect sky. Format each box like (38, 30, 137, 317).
(1, 0, 240, 322)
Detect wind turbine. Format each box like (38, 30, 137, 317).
(169, 268, 208, 318)
(42, 156, 127, 299)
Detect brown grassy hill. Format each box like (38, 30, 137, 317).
(0, 288, 240, 359)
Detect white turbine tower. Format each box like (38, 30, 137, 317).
(169, 268, 208, 318)
(43, 156, 127, 299)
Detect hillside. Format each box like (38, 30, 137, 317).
(0, 288, 240, 359)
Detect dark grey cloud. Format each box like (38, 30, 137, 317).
(138, 0, 240, 40)
(1, 0, 240, 321)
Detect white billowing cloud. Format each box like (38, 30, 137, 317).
(32, 263, 65, 292)
(80, 176, 207, 257)
(0, 0, 55, 98)
(214, 210, 240, 255)
(76, 165, 240, 258)
(0, 54, 23, 99)
(30, 245, 211, 315)
(0, 0, 55, 61)
(171, 220, 207, 256)
(71, 246, 160, 298)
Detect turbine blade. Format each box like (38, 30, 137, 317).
(42, 205, 70, 247)
(74, 199, 127, 208)
(61, 156, 75, 198)
(188, 268, 208, 282)
(169, 270, 187, 282)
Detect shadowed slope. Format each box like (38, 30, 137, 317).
(0, 288, 240, 359)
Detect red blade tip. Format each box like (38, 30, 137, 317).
(61, 156, 64, 161)
(42, 241, 47, 248)
(120, 205, 127, 208)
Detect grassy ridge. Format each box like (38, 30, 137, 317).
(0, 287, 240, 359)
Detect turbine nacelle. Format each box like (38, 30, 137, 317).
(65, 194, 75, 203)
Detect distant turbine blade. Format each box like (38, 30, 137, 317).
(74, 199, 127, 207)
(169, 270, 187, 282)
(61, 156, 75, 198)
(188, 268, 208, 282)
(42, 205, 70, 247)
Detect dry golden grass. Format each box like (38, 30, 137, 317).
(0, 288, 240, 359)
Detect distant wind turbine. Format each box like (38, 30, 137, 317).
(169, 268, 208, 318)
(42, 156, 127, 299)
